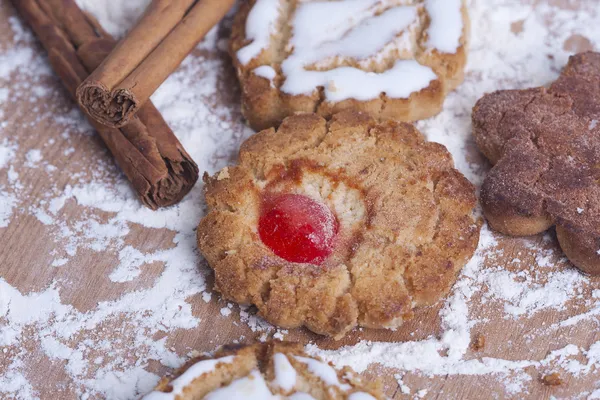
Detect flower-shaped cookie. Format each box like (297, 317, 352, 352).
(198, 111, 480, 338)
(473, 52, 600, 275)
(142, 341, 384, 399)
(230, 0, 470, 131)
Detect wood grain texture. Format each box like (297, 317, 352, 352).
(1, 0, 600, 399)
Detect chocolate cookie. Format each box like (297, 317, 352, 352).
(473, 52, 600, 275)
(230, 0, 470, 131)
(142, 341, 384, 399)
(198, 110, 480, 338)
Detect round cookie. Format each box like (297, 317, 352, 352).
(198, 110, 481, 338)
(142, 341, 384, 399)
(230, 0, 470, 131)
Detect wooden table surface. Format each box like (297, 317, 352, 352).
(2, 0, 600, 399)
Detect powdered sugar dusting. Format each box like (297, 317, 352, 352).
(0, 1, 251, 398)
(2, 0, 600, 398)
(308, 0, 600, 396)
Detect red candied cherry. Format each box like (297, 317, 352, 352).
(258, 194, 339, 264)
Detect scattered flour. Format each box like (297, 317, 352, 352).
(0, 140, 16, 169)
(0, 140, 17, 227)
(1, 0, 600, 399)
(220, 307, 232, 317)
(309, 0, 600, 395)
(394, 374, 411, 395)
(24, 148, 41, 167)
(0, 190, 16, 228)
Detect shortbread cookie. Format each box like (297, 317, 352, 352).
(198, 110, 480, 338)
(142, 341, 384, 399)
(473, 52, 600, 275)
(230, 0, 470, 131)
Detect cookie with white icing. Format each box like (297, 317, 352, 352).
(142, 341, 384, 399)
(230, 0, 470, 131)
(197, 111, 480, 338)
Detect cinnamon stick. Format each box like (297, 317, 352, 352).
(10, 0, 199, 210)
(76, 0, 235, 128)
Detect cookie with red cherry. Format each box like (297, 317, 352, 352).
(198, 110, 480, 339)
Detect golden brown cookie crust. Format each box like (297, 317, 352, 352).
(198, 110, 480, 338)
(472, 52, 600, 275)
(144, 341, 384, 399)
(230, 0, 470, 131)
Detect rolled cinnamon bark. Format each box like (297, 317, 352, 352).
(77, 0, 235, 128)
(10, 0, 199, 210)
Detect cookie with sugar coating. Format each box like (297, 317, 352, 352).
(473, 52, 600, 275)
(141, 341, 384, 399)
(230, 0, 470, 131)
(197, 110, 481, 339)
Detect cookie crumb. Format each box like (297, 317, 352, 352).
(541, 372, 562, 386)
(189, 350, 202, 358)
(217, 167, 230, 180)
(472, 333, 485, 351)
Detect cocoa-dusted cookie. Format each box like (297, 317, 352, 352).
(230, 0, 470, 131)
(473, 52, 600, 275)
(142, 341, 384, 399)
(198, 110, 481, 338)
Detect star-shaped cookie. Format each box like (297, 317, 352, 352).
(473, 52, 600, 274)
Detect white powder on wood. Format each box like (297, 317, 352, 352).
(1, 0, 600, 399)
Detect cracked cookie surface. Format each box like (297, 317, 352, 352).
(473, 52, 600, 275)
(198, 110, 480, 338)
(142, 341, 384, 399)
(230, 0, 470, 131)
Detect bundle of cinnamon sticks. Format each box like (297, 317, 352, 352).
(11, 0, 234, 209)
(77, 0, 234, 128)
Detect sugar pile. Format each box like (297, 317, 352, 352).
(1, 0, 600, 399)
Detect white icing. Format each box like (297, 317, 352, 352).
(283, 1, 433, 101)
(237, 0, 463, 103)
(424, 0, 464, 53)
(253, 65, 277, 86)
(288, 393, 316, 400)
(293, 356, 352, 390)
(237, 0, 282, 65)
(348, 393, 377, 400)
(283, 59, 436, 102)
(273, 353, 297, 392)
(205, 370, 279, 400)
(290, 4, 417, 62)
(142, 356, 235, 400)
(289, 0, 397, 49)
